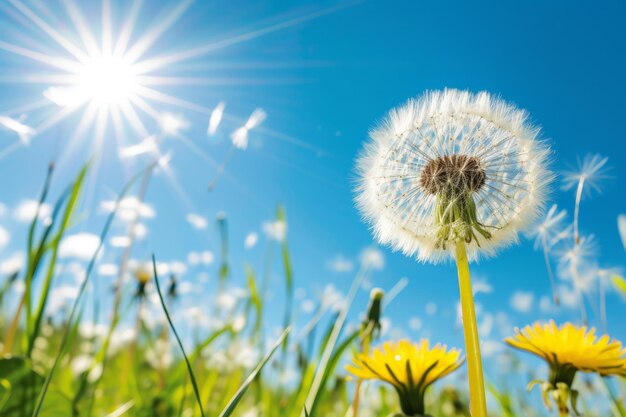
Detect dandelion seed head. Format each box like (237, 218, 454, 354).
(356, 89, 552, 262)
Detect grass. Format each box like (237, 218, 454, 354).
(0, 163, 625, 417)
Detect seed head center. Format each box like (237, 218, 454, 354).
(420, 154, 486, 196)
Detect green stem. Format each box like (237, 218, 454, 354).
(455, 240, 487, 417)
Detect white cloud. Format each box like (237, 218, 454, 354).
(409, 317, 422, 331)
(133, 223, 148, 240)
(110, 236, 131, 248)
(320, 284, 345, 312)
(47, 285, 79, 315)
(187, 213, 208, 230)
(360, 247, 385, 270)
(13, 200, 51, 223)
(510, 291, 534, 313)
(472, 277, 493, 295)
(244, 232, 258, 249)
(326, 255, 354, 273)
(0, 225, 9, 248)
(539, 295, 555, 313)
(482, 340, 504, 356)
(59, 233, 101, 261)
(187, 251, 213, 266)
(98, 263, 118, 276)
(425, 302, 437, 316)
(0, 252, 25, 275)
(479, 313, 494, 337)
(100, 197, 155, 222)
(262, 220, 287, 242)
(301, 299, 315, 314)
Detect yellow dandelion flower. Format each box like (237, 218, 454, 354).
(506, 321, 626, 378)
(134, 267, 151, 285)
(505, 321, 626, 416)
(346, 340, 463, 416)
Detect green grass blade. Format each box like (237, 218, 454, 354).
(31, 164, 155, 417)
(307, 331, 359, 416)
(218, 327, 291, 417)
(151, 254, 205, 417)
(27, 163, 89, 356)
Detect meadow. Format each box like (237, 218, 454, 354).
(0, 149, 625, 417)
(1, 2, 626, 417)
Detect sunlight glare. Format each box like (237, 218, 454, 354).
(74, 55, 138, 107)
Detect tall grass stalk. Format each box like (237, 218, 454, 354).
(218, 327, 291, 417)
(152, 254, 205, 417)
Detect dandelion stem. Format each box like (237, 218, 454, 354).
(455, 240, 487, 417)
(573, 176, 585, 244)
(541, 235, 560, 305)
(351, 322, 374, 417)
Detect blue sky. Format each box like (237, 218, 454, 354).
(1, 0, 626, 383)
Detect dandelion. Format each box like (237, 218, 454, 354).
(355, 89, 551, 417)
(346, 340, 463, 416)
(526, 205, 568, 304)
(562, 154, 610, 243)
(505, 321, 626, 416)
(133, 265, 152, 298)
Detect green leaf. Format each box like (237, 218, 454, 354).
(0, 357, 71, 416)
(218, 327, 291, 417)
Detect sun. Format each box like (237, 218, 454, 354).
(73, 55, 139, 108)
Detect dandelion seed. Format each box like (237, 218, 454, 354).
(355, 89, 552, 417)
(118, 136, 159, 159)
(159, 112, 190, 137)
(506, 321, 626, 416)
(208, 108, 266, 190)
(562, 154, 610, 243)
(230, 108, 267, 150)
(207, 101, 226, 135)
(0, 115, 36, 144)
(346, 340, 463, 416)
